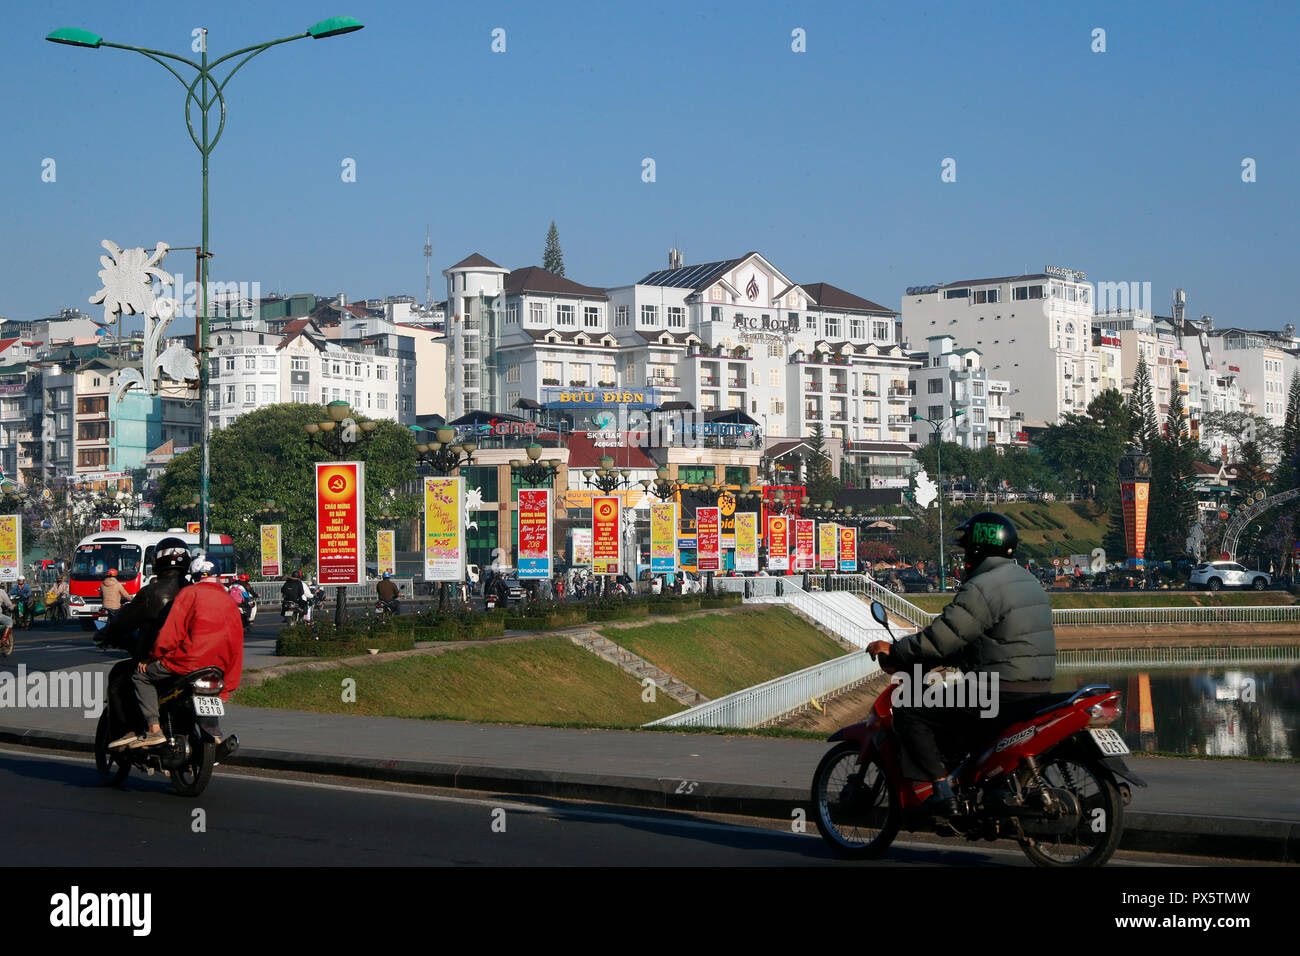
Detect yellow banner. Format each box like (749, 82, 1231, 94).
(0, 514, 18, 582)
(377, 529, 395, 576)
(424, 477, 464, 582)
(819, 522, 838, 570)
(260, 524, 282, 577)
(650, 501, 678, 573)
(735, 512, 758, 572)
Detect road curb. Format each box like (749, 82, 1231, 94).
(2, 725, 1293, 862)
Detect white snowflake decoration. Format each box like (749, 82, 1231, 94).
(465, 486, 483, 532)
(89, 240, 172, 322)
(914, 469, 938, 510)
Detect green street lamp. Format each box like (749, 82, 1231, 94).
(46, 16, 364, 558)
(912, 408, 965, 592)
(510, 442, 562, 487)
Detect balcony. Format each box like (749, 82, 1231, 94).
(830, 383, 847, 393)
(863, 390, 879, 398)
(646, 376, 680, 388)
(700, 376, 719, 388)
(888, 415, 910, 425)
(727, 379, 745, 389)
(888, 386, 908, 396)
(803, 379, 824, 392)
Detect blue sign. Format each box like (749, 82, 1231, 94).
(518, 558, 550, 579)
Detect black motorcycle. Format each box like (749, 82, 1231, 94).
(95, 664, 237, 797)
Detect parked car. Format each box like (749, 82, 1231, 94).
(1187, 561, 1271, 591)
(888, 568, 938, 593)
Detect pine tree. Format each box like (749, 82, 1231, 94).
(805, 424, 841, 503)
(1149, 386, 1198, 560)
(1127, 354, 1158, 452)
(1277, 371, 1300, 493)
(542, 221, 565, 277)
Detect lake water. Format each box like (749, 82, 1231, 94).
(1053, 659, 1300, 759)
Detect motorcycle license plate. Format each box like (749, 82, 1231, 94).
(1087, 728, 1129, 756)
(193, 696, 225, 717)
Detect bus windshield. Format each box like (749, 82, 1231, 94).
(73, 544, 143, 582)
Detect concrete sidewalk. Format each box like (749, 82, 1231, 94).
(2, 682, 1297, 863)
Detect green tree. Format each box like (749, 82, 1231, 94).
(1127, 355, 1158, 452)
(804, 424, 841, 503)
(1033, 389, 1131, 504)
(542, 221, 565, 276)
(157, 404, 420, 573)
(1148, 388, 1198, 561)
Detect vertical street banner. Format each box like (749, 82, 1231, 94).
(316, 461, 365, 585)
(818, 522, 838, 571)
(767, 515, 790, 571)
(734, 512, 758, 572)
(650, 501, 678, 574)
(99, 518, 122, 533)
(794, 519, 816, 571)
(517, 489, 552, 579)
(838, 526, 858, 572)
(697, 506, 721, 572)
(424, 476, 464, 582)
(0, 514, 19, 582)
(377, 529, 396, 577)
(592, 496, 620, 574)
(572, 528, 594, 567)
(260, 524, 282, 578)
(1121, 481, 1150, 569)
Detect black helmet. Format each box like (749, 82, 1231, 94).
(952, 512, 1018, 566)
(153, 537, 191, 576)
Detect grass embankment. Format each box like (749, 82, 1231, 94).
(906, 591, 1296, 614)
(997, 501, 1106, 564)
(235, 636, 683, 727)
(607, 606, 845, 700)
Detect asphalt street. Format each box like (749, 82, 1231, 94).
(0, 745, 1242, 867)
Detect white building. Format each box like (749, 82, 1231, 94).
(1205, 327, 1299, 431)
(901, 268, 1096, 428)
(443, 253, 509, 418)
(908, 335, 1015, 448)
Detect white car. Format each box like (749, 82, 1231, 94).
(1188, 561, 1271, 591)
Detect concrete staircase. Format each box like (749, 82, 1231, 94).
(568, 630, 709, 707)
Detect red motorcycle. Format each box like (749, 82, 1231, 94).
(812, 601, 1146, 867)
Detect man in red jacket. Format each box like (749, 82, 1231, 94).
(121, 556, 243, 750)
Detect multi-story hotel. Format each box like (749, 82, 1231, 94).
(908, 335, 1016, 448)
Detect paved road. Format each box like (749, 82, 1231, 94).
(0, 745, 1240, 867)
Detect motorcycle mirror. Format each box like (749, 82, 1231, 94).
(870, 601, 889, 627)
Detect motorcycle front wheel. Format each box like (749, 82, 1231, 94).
(93, 711, 130, 787)
(169, 733, 215, 797)
(1017, 755, 1123, 867)
(811, 741, 900, 859)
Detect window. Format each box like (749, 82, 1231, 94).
(506, 304, 519, 324)
(641, 304, 658, 326)
(928, 379, 943, 393)
(245, 385, 256, 404)
(401, 396, 411, 413)
(556, 305, 575, 326)
(668, 307, 685, 328)
(291, 357, 309, 371)
(224, 385, 235, 405)
(767, 343, 783, 358)
(1012, 285, 1044, 300)
(769, 368, 780, 386)
(376, 392, 387, 409)
(974, 289, 1001, 304)
(616, 306, 629, 327)
(225, 357, 235, 371)
(291, 388, 308, 403)
(787, 312, 799, 329)
(210, 360, 220, 378)
(542, 362, 560, 384)
(529, 302, 546, 324)
(507, 390, 520, 408)
(262, 386, 276, 403)
(973, 409, 985, 424)
(376, 366, 388, 381)
(506, 364, 521, 383)
(849, 318, 864, 338)
(245, 356, 256, 370)
(872, 321, 890, 340)
(806, 315, 817, 335)
(332, 362, 341, 375)
(584, 306, 601, 328)
(825, 316, 840, 337)
(262, 357, 276, 370)
(770, 399, 784, 414)
(945, 288, 969, 299)
(599, 364, 616, 384)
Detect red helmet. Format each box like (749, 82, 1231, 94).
(107, 569, 117, 577)
(238, 573, 250, 583)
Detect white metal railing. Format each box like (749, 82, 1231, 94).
(645, 650, 881, 728)
(825, 574, 934, 626)
(1051, 606, 1300, 625)
(249, 578, 417, 603)
(1059, 644, 1300, 669)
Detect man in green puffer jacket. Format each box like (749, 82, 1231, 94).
(866, 512, 1055, 817)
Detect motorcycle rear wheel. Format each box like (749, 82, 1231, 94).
(93, 711, 130, 787)
(169, 734, 215, 797)
(1017, 756, 1123, 867)
(812, 741, 900, 859)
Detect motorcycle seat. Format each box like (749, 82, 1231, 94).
(980, 691, 1078, 733)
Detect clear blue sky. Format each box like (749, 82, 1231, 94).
(2, 0, 1296, 328)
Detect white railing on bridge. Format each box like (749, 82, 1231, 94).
(645, 651, 882, 729)
(825, 574, 934, 626)
(1051, 605, 1300, 625)
(1059, 644, 1300, 669)
(248, 578, 417, 604)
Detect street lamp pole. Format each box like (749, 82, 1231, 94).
(46, 16, 364, 560)
(912, 409, 965, 592)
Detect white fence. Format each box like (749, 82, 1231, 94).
(645, 651, 882, 729)
(1059, 644, 1300, 669)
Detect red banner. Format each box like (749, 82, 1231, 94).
(767, 515, 790, 571)
(592, 496, 620, 575)
(99, 518, 122, 533)
(316, 461, 365, 585)
(697, 507, 721, 571)
(517, 489, 552, 579)
(1120, 481, 1149, 566)
(794, 519, 816, 571)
